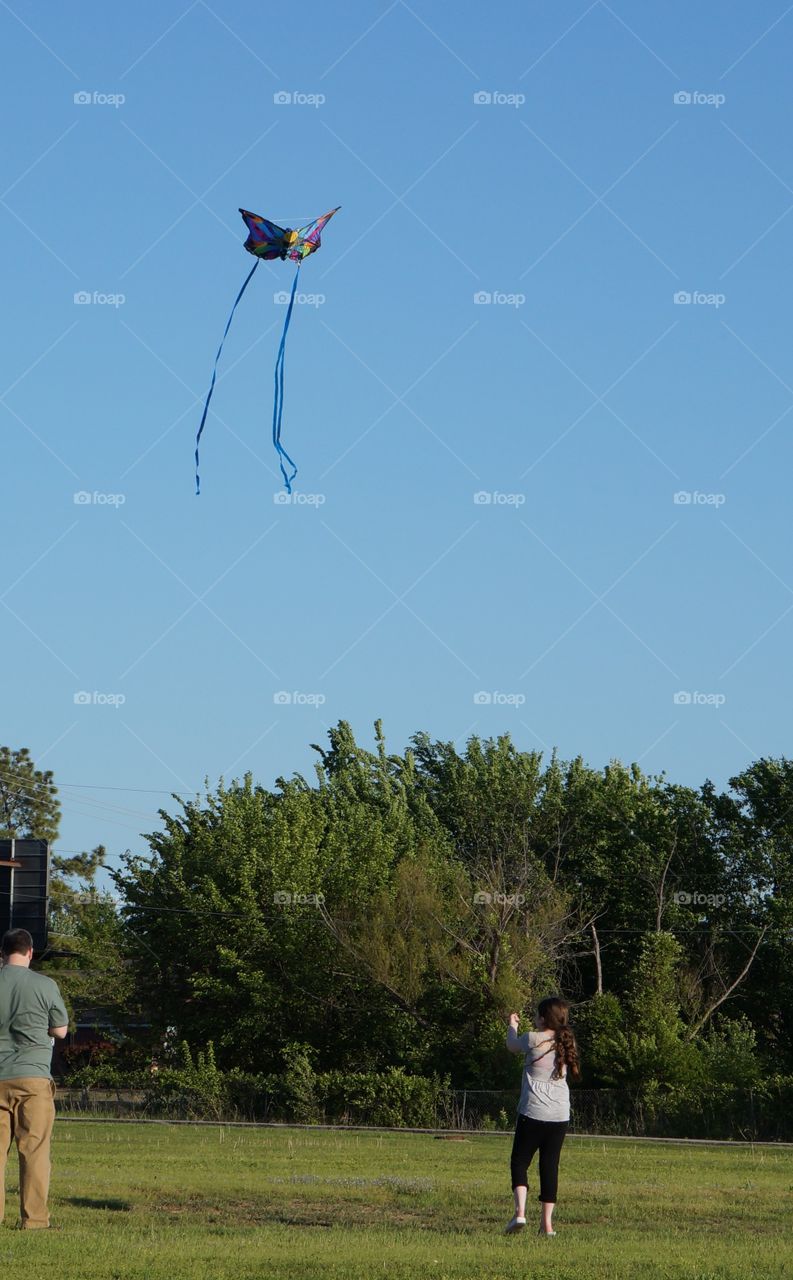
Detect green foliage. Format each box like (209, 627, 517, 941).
(694, 1016, 761, 1086)
(43, 844, 135, 1029)
(0, 744, 60, 842)
(43, 725, 793, 1103)
(280, 1042, 321, 1123)
(627, 932, 684, 1040)
(321, 1066, 449, 1128)
(574, 993, 625, 1085)
(150, 1041, 225, 1119)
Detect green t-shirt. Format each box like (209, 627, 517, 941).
(0, 965, 69, 1080)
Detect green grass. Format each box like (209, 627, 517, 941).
(2, 1121, 792, 1278)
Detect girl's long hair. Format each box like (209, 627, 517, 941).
(538, 996, 581, 1082)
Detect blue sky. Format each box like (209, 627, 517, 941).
(3, 1, 793, 877)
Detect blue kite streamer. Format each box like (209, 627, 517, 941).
(195, 259, 259, 495)
(272, 265, 300, 493)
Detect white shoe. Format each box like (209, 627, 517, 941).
(505, 1216, 527, 1234)
(538, 1228, 557, 1236)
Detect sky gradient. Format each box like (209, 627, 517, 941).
(2, 1, 793, 877)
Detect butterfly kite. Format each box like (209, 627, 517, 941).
(195, 205, 340, 494)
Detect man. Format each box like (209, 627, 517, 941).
(0, 928, 68, 1229)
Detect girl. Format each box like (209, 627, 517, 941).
(504, 996, 580, 1237)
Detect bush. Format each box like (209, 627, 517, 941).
(149, 1041, 225, 1119)
(60, 1049, 450, 1128)
(320, 1067, 449, 1128)
(57, 1049, 793, 1140)
(280, 1043, 321, 1123)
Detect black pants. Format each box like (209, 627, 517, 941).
(510, 1115, 568, 1203)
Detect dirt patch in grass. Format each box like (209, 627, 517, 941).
(147, 1190, 460, 1232)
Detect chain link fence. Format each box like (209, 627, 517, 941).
(444, 1087, 793, 1140)
(54, 1083, 793, 1141)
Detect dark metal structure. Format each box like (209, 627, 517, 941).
(0, 838, 50, 952)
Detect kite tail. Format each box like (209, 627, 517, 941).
(272, 263, 300, 493)
(195, 258, 260, 495)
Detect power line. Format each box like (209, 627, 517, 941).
(58, 783, 196, 795)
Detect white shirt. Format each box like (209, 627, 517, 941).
(507, 1026, 570, 1122)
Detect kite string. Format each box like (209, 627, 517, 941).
(272, 263, 300, 493)
(194, 258, 260, 495)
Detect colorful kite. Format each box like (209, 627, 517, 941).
(195, 205, 340, 494)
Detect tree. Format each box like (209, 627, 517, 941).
(112, 733, 431, 1074)
(44, 846, 135, 1031)
(707, 759, 793, 1068)
(0, 745, 60, 842)
(407, 733, 588, 1083)
(110, 724, 790, 1092)
(607, 932, 694, 1086)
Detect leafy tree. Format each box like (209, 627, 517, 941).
(110, 724, 790, 1092)
(573, 992, 624, 1085)
(113, 736, 433, 1073)
(610, 932, 700, 1086)
(44, 846, 135, 1030)
(0, 745, 60, 842)
(709, 759, 793, 1068)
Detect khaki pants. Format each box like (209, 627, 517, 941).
(0, 1077, 56, 1229)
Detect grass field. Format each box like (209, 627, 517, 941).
(1, 1121, 791, 1278)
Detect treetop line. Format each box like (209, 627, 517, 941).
(1, 724, 791, 1108)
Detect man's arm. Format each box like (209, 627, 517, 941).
(47, 983, 70, 1041)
